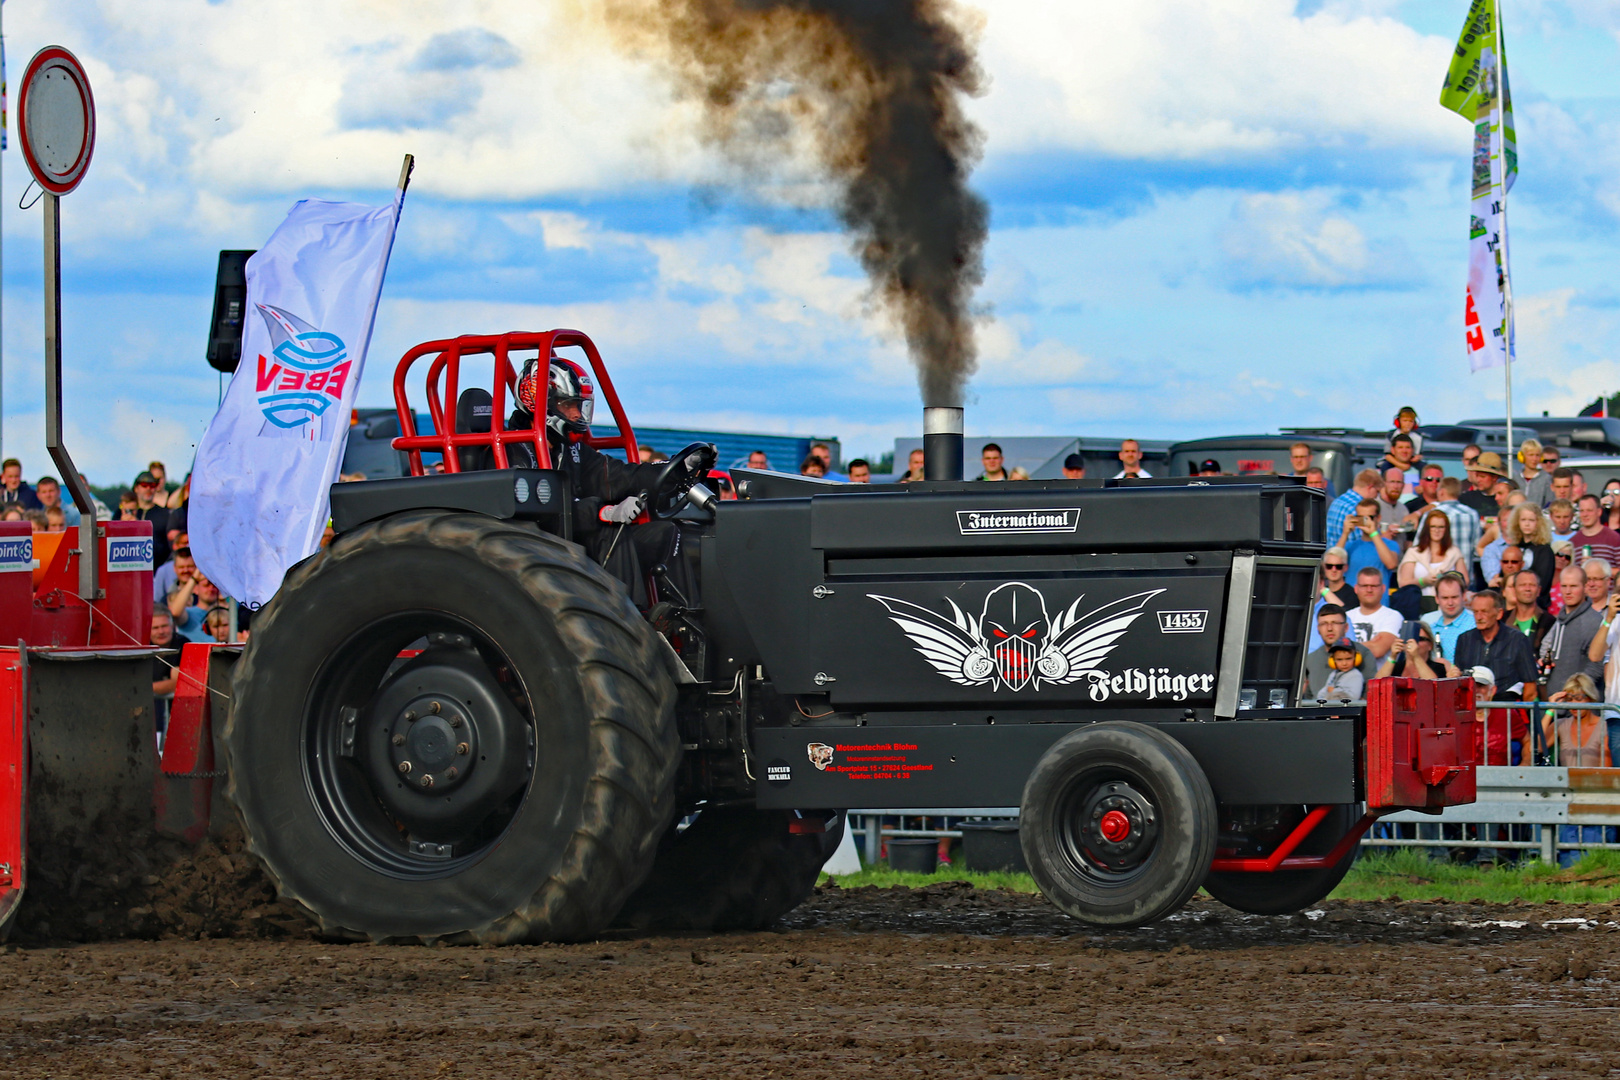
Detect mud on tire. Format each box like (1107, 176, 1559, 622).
(224, 510, 679, 944)
(613, 808, 844, 932)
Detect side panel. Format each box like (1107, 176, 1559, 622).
(813, 570, 1229, 707)
(754, 720, 1361, 809)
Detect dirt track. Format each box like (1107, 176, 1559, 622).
(5, 882, 1620, 1078)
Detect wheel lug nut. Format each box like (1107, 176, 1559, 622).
(420, 774, 434, 788)
(391, 734, 406, 747)
(398, 761, 412, 774)
(446, 767, 459, 780)
(403, 710, 417, 722)
(449, 715, 463, 729)
(456, 742, 469, 755)
(430, 701, 442, 714)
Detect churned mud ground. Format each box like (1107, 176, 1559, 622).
(5, 882, 1620, 1078)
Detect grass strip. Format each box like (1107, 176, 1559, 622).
(1329, 845, 1620, 905)
(821, 847, 1620, 906)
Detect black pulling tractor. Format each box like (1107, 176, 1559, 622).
(225, 330, 1476, 943)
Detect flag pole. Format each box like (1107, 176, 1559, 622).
(1496, 0, 1514, 454)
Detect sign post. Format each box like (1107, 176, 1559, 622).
(16, 47, 97, 602)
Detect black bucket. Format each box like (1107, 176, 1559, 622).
(960, 822, 1027, 874)
(887, 837, 939, 874)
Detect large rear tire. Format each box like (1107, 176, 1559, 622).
(1202, 804, 1361, 916)
(1021, 722, 1216, 928)
(613, 808, 843, 931)
(225, 510, 679, 944)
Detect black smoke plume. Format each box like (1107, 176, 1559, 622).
(600, 0, 989, 406)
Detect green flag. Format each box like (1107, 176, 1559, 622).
(1440, 0, 1515, 188)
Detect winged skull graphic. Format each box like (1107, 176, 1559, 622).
(869, 584, 1166, 692)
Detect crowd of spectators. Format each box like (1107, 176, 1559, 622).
(1299, 422, 1620, 791)
(0, 455, 239, 729)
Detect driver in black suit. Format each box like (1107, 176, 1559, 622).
(512, 356, 709, 607)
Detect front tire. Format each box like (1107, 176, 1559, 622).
(1203, 804, 1361, 915)
(1020, 722, 1216, 928)
(225, 511, 679, 944)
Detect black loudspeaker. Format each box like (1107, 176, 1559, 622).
(206, 250, 256, 373)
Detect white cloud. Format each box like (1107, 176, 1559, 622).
(1221, 190, 1418, 289)
(1512, 287, 1620, 415)
(967, 0, 1460, 161)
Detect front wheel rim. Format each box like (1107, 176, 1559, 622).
(1053, 769, 1163, 886)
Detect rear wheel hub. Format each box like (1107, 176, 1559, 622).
(359, 633, 533, 846)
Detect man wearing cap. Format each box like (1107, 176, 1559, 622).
(1462, 452, 1509, 518)
(1196, 459, 1222, 477)
(1452, 589, 1538, 700)
(1061, 454, 1085, 480)
(132, 470, 172, 568)
(1470, 666, 1529, 767)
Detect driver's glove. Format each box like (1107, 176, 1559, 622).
(683, 448, 711, 473)
(599, 494, 645, 524)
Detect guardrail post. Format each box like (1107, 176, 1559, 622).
(1540, 824, 1555, 863)
(865, 814, 881, 867)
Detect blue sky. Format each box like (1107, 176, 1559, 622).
(2, 0, 1618, 483)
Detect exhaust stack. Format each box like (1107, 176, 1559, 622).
(923, 406, 963, 482)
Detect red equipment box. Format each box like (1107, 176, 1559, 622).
(1366, 676, 1477, 812)
(27, 520, 154, 648)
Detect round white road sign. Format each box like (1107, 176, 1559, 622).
(17, 46, 96, 196)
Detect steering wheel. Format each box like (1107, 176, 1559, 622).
(649, 442, 719, 519)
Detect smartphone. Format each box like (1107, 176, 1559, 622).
(1399, 620, 1423, 642)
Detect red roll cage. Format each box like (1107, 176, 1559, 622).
(390, 330, 638, 476)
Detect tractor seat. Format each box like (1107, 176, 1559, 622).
(454, 388, 494, 472)
(453, 388, 540, 471)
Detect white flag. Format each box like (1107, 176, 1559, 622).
(1441, 0, 1517, 373)
(190, 195, 403, 607)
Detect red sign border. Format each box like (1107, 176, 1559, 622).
(16, 46, 97, 196)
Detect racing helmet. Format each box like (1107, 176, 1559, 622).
(518, 354, 595, 437)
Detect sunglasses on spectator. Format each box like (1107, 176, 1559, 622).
(1323, 562, 1346, 569)
(1463, 454, 1480, 464)
(1502, 557, 1523, 566)
(136, 482, 156, 489)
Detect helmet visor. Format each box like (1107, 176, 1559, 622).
(553, 395, 593, 427)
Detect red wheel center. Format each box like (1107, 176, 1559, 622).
(1098, 809, 1132, 843)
